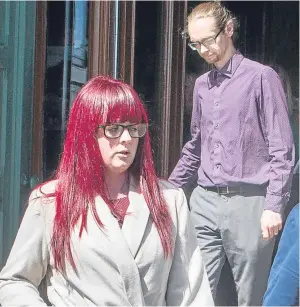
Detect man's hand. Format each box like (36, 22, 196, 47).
(261, 210, 282, 240)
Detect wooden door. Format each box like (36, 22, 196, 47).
(0, 1, 36, 264)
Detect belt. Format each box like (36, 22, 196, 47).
(202, 186, 245, 195)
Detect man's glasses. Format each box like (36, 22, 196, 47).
(97, 123, 148, 139)
(188, 28, 223, 51)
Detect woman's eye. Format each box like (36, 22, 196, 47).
(107, 126, 119, 132)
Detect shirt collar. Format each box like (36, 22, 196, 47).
(207, 51, 244, 89)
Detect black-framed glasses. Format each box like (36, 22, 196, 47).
(97, 123, 148, 139)
(188, 28, 223, 51)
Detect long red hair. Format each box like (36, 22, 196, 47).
(42, 76, 172, 270)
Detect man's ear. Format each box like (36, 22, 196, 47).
(225, 19, 234, 38)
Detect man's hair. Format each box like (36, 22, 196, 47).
(185, 1, 239, 42)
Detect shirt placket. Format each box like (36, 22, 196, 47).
(211, 72, 222, 185)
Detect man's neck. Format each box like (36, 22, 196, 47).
(214, 45, 236, 70)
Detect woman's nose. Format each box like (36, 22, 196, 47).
(119, 128, 132, 142)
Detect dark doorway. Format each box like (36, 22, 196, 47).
(134, 1, 161, 167)
(43, 1, 89, 179)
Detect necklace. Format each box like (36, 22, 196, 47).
(105, 174, 130, 226)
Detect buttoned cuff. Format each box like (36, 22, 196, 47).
(265, 192, 290, 213)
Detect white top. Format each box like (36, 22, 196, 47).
(0, 178, 213, 306)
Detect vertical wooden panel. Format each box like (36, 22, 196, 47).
(31, 1, 47, 182)
(169, 2, 187, 174)
(156, 1, 173, 177)
(88, 1, 113, 78)
(156, 1, 187, 178)
(119, 1, 136, 85)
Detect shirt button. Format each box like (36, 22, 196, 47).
(215, 123, 219, 128)
(215, 143, 219, 148)
(214, 102, 219, 106)
(216, 164, 221, 169)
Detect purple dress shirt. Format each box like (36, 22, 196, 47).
(169, 52, 295, 212)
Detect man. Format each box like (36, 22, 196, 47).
(169, 2, 295, 306)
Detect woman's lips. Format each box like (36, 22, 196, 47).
(116, 151, 130, 157)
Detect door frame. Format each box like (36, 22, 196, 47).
(33, 1, 188, 181)
(155, 1, 187, 178)
(0, 0, 37, 263)
(31, 2, 47, 183)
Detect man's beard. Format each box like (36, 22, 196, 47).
(203, 53, 219, 64)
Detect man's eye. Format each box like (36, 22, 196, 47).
(129, 127, 138, 132)
(203, 38, 214, 45)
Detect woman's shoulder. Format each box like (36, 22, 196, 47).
(158, 179, 187, 209)
(30, 179, 58, 199)
(290, 203, 299, 214)
(158, 178, 183, 195)
(28, 180, 58, 214)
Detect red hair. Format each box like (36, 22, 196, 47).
(41, 76, 172, 270)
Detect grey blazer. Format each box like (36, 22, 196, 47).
(0, 178, 213, 306)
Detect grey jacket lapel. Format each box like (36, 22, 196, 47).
(93, 195, 145, 306)
(121, 178, 150, 259)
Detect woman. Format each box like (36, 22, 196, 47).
(0, 76, 213, 306)
(263, 204, 299, 306)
